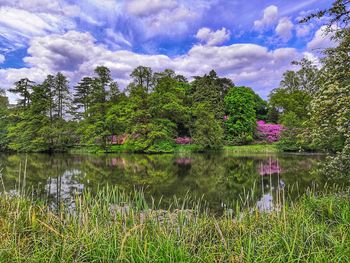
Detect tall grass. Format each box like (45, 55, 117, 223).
(0, 176, 349, 262)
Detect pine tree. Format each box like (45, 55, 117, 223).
(55, 72, 70, 119)
(73, 76, 93, 118)
(8, 78, 35, 108)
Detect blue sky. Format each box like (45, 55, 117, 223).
(0, 0, 335, 101)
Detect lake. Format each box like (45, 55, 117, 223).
(0, 152, 344, 212)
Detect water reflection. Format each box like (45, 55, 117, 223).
(0, 152, 337, 212)
(46, 169, 84, 201)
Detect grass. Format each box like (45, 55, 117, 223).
(224, 143, 279, 153)
(69, 143, 279, 154)
(0, 185, 349, 262)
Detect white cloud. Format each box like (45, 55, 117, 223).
(1, 30, 303, 102)
(0, 0, 79, 15)
(105, 29, 132, 49)
(296, 24, 311, 37)
(307, 26, 337, 50)
(0, 0, 214, 52)
(0, 54, 4, 64)
(126, 0, 177, 17)
(195, 27, 231, 46)
(275, 17, 294, 42)
(133, 3, 198, 39)
(254, 5, 278, 30)
(280, 0, 320, 16)
(0, 6, 75, 50)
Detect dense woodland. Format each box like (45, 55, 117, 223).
(0, 1, 349, 176)
(0, 67, 270, 151)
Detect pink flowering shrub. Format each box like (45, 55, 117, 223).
(175, 137, 193, 145)
(256, 120, 283, 143)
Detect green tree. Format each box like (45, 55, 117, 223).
(192, 103, 224, 150)
(7, 84, 51, 152)
(269, 59, 319, 122)
(309, 33, 350, 153)
(78, 66, 121, 149)
(191, 70, 234, 120)
(149, 70, 191, 136)
(130, 66, 154, 93)
(123, 69, 191, 152)
(0, 89, 9, 150)
(269, 59, 320, 151)
(55, 72, 71, 119)
(41, 75, 56, 122)
(224, 86, 256, 145)
(73, 76, 93, 118)
(8, 78, 34, 108)
(302, 0, 350, 177)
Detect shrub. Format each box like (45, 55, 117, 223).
(256, 120, 283, 143)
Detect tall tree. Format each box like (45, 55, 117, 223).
(8, 78, 34, 108)
(79, 66, 119, 148)
(269, 59, 319, 123)
(73, 76, 93, 118)
(0, 88, 8, 109)
(149, 70, 191, 136)
(193, 103, 224, 150)
(191, 70, 234, 120)
(41, 75, 56, 123)
(301, 0, 350, 176)
(130, 66, 154, 93)
(55, 72, 70, 119)
(7, 84, 52, 152)
(0, 89, 9, 150)
(224, 86, 257, 145)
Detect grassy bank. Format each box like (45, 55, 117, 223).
(224, 143, 279, 153)
(0, 187, 349, 262)
(69, 143, 279, 154)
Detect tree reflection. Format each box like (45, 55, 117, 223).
(0, 152, 332, 212)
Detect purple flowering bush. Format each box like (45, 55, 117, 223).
(175, 137, 193, 145)
(256, 120, 283, 143)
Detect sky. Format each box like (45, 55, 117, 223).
(0, 0, 336, 102)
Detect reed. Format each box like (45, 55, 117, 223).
(0, 182, 349, 262)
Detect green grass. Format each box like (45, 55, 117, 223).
(224, 143, 279, 153)
(70, 143, 279, 154)
(0, 186, 349, 262)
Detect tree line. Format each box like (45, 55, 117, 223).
(0, 66, 271, 152)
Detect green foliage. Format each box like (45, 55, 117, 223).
(8, 78, 34, 108)
(308, 29, 350, 176)
(309, 48, 350, 153)
(191, 69, 234, 120)
(73, 76, 93, 119)
(269, 59, 320, 151)
(224, 86, 256, 145)
(192, 103, 224, 150)
(0, 187, 349, 262)
(149, 74, 190, 124)
(0, 89, 9, 150)
(277, 112, 303, 151)
(5, 73, 75, 152)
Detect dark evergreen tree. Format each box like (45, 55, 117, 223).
(55, 72, 70, 119)
(73, 76, 93, 118)
(8, 78, 34, 108)
(191, 70, 234, 120)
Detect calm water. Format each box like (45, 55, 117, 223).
(0, 152, 343, 211)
